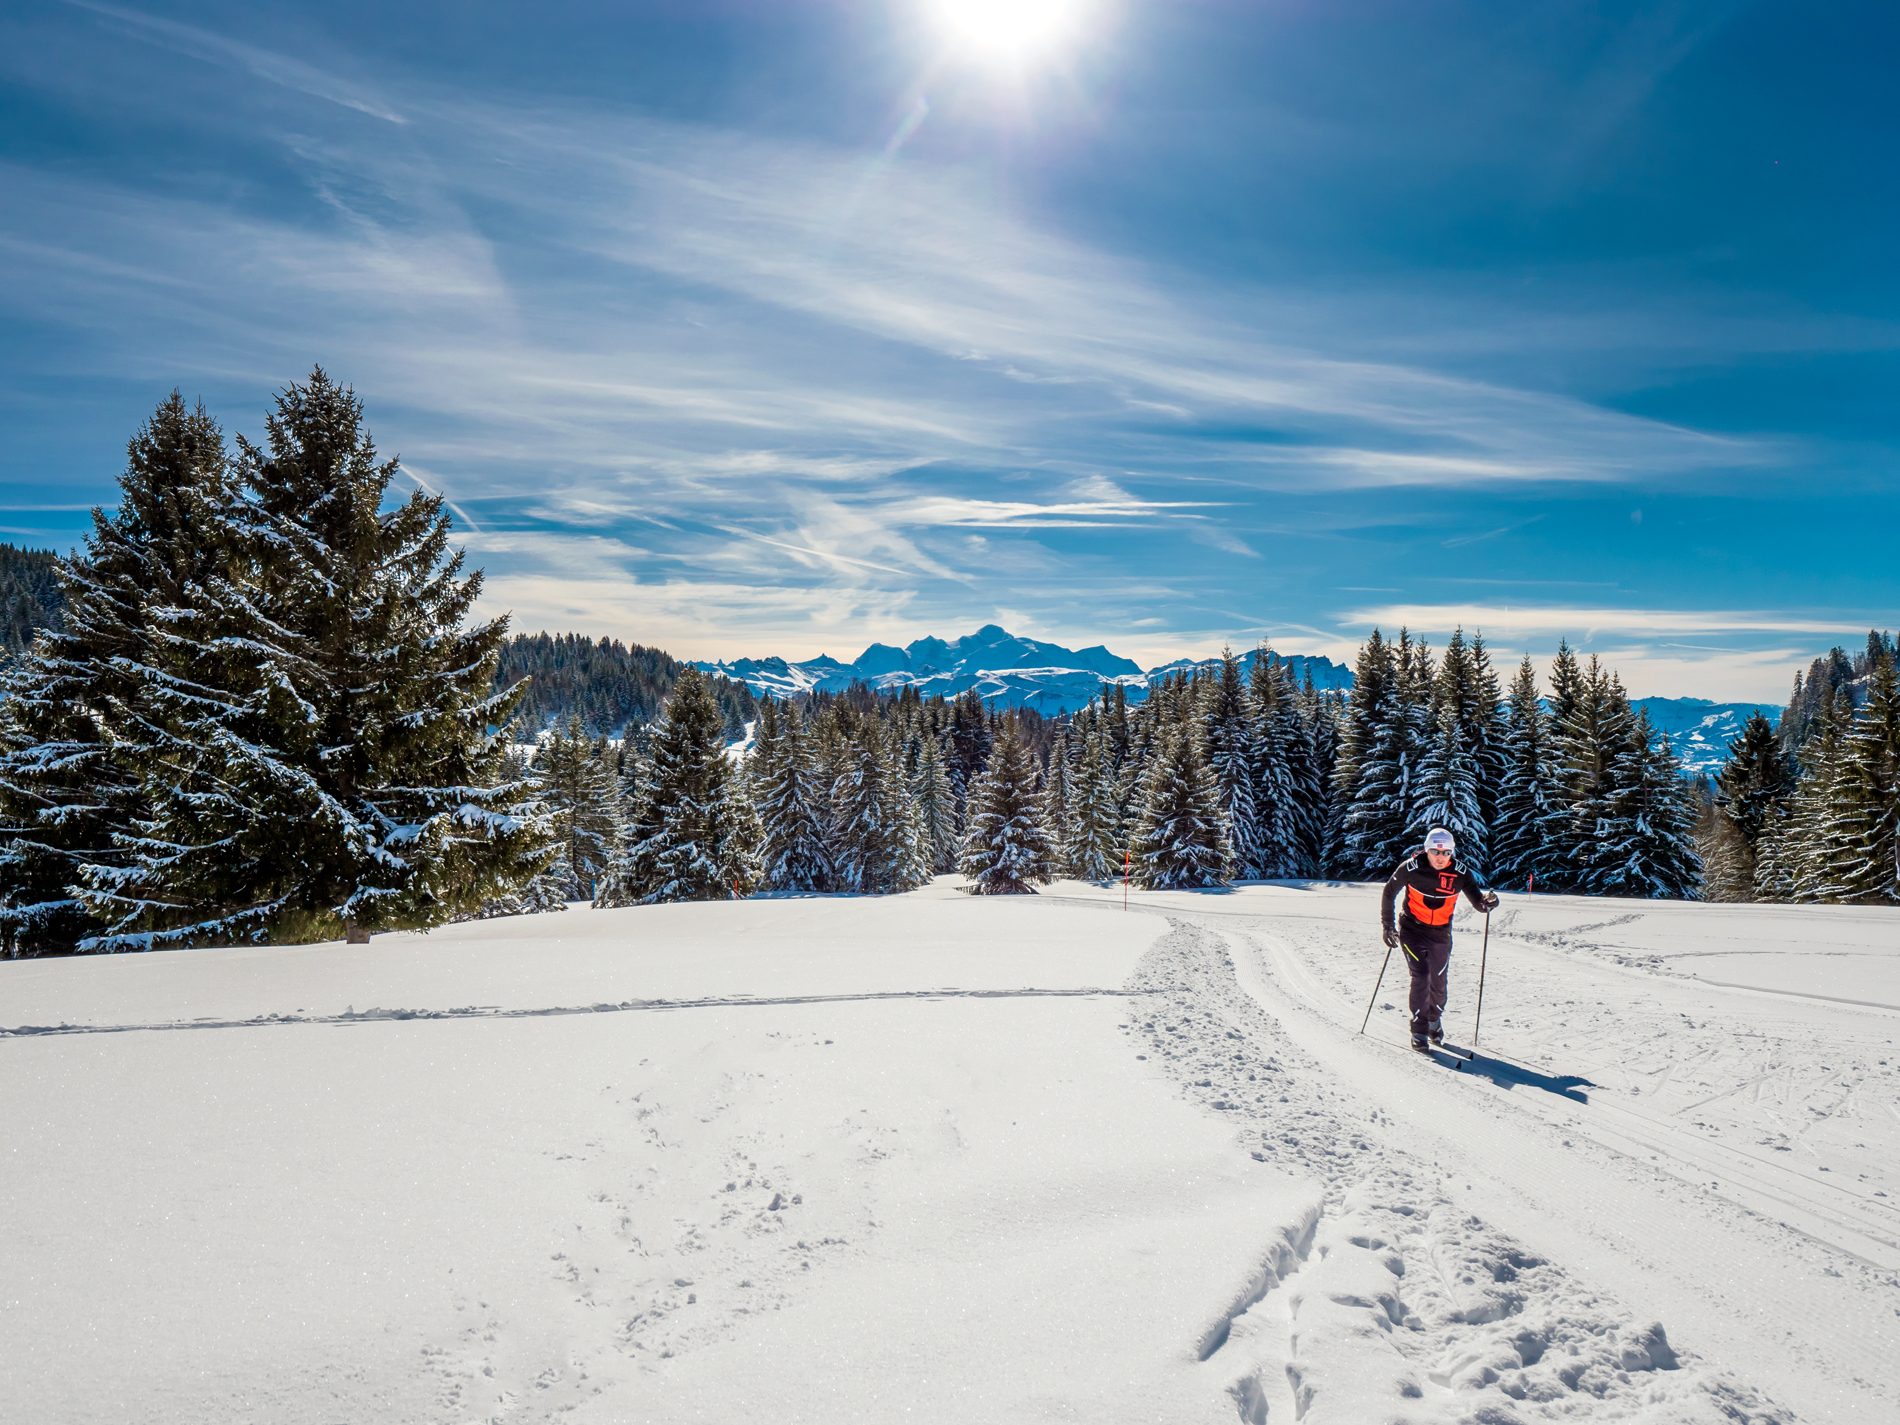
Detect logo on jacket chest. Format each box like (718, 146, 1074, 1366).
(1436, 872, 1457, 893)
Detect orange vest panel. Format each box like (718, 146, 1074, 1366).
(1405, 886, 1456, 926)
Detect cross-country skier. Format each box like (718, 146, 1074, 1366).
(1380, 828, 1498, 1051)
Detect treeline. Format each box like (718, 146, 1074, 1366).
(499, 632, 757, 741)
(1328, 630, 1700, 897)
(0, 543, 63, 656)
(1779, 631, 1896, 747)
(0, 374, 549, 957)
(1702, 630, 1899, 904)
(524, 631, 1703, 913)
(510, 681, 1067, 904)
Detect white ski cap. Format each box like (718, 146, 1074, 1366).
(1423, 828, 1456, 853)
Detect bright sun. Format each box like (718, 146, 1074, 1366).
(929, 0, 1088, 65)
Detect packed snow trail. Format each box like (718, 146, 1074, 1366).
(1118, 916, 1794, 1424)
(1050, 881, 1897, 1424)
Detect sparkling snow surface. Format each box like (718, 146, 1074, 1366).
(3, 884, 1895, 1423)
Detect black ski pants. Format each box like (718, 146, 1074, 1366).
(1400, 929, 1451, 1038)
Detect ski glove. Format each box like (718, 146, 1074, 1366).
(1482, 891, 1499, 912)
(1383, 927, 1399, 949)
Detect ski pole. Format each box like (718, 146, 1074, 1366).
(1471, 909, 1492, 1049)
(1359, 938, 1395, 1036)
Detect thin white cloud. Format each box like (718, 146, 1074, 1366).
(712, 528, 918, 581)
(514, 112, 1760, 488)
(60, 0, 408, 124)
(1340, 603, 1865, 641)
(889, 493, 1219, 527)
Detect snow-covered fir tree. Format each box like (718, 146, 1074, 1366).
(594, 665, 758, 905)
(1456, 631, 1510, 838)
(959, 715, 1053, 894)
(1409, 710, 1486, 870)
(79, 371, 549, 948)
(1131, 727, 1231, 890)
(1067, 723, 1123, 881)
(0, 392, 237, 955)
(1591, 717, 1702, 899)
(828, 709, 929, 896)
(1694, 783, 1753, 904)
(1333, 631, 1414, 876)
(752, 699, 834, 892)
(1392, 635, 1438, 851)
(945, 689, 991, 823)
(1297, 674, 1340, 872)
(912, 730, 960, 875)
(1250, 653, 1313, 878)
(533, 715, 621, 901)
(1204, 648, 1269, 878)
(1813, 649, 1900, 903)
(476, 744, 572, 918)
(1756, 684, 1850, 902)
(1555, 657, 1637, 895)
(1037, 726, 1079, 877)
(1704, 711, 1794, 900)
(1491, 657, 1566, 892)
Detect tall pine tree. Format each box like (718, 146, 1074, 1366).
(959, 716, 1053, 894)
(1067, 722, 1123, 880)
(535, 716, 621, 900)
(1593, 718, 1702, 899)
(1206, 648, 1269, 878)
(912, 730, 960, 876)
(67, 374, 547, 949)
(1491, 657, 1565, 891)
(1816, 650, 1900, 903)
(1707, 712, 1794, 901)
(596, 666, 758, 905)
(0, 393, 236, 954)
(1333, 630, 1409, 876)
(828, 710, 929, 895)
(1131, 728, 1232, 890)
(753, 700, 834, 892)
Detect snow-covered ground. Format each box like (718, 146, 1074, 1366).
(3, 884, 1894, 1423)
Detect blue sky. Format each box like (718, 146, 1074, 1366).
(1, 0, 1896, 698)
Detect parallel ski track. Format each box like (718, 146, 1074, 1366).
(1230, 909, 1897, 1425)
(1039, 891, 1898, 1424)
(1261, 911, 1900, 1269)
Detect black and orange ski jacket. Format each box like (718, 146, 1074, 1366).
(1381, 852, 1492, 944)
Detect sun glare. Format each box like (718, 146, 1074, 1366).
(930, 0, 1088, 65)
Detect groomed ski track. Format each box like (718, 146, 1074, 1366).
(1046, 881, 1898, 1424)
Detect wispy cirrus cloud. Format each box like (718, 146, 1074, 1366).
(59, 0, 408, 124)
(2, 4, 1875, 695)
(1339, 604, 1863, 641)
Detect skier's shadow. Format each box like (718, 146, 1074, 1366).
(1453, 1049, 1594, 1104)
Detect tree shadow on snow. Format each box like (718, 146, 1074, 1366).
(1452, 1049, 1595, 1105)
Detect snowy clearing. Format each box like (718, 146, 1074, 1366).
(2, 883, 1894, 1423)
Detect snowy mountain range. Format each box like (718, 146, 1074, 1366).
(694, 624, 1353, 716)
(696, 624, 1779, 775)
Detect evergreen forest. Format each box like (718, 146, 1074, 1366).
(1, 377, 1894, 957)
